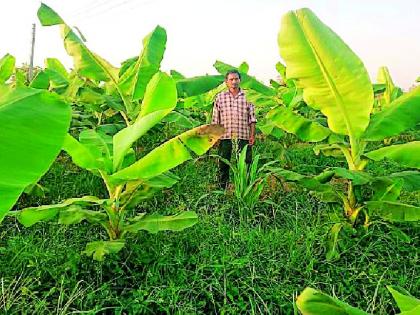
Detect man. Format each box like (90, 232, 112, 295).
(211, 69, 257, 189)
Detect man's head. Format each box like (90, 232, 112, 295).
(225, 69, 241, 90)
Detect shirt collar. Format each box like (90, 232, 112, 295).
(224, 88, 244, 97)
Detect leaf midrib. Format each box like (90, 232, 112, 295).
(294, 11, 357, 143)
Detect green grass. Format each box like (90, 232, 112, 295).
(1, 141, 419, 314)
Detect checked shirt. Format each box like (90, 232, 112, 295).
(211, 89, 257, 140)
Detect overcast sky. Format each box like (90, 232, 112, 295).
(2, 0, 419, 89)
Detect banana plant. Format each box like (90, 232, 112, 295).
(38, 3, 168, 125)
(0, 84, 71, 222)
(296, 286, 420, 315)
(376, 66, 403, 110)
(14, 72, 224, 261)
(268, 8, 420, 259)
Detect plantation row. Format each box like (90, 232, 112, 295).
(1, 3, 419, 314)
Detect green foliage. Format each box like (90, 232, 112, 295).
(376, 66, 403, 109)
(365, 141, 420, 169)
(267, 106, 330, 142)
(279, 8, 373, 140)
(363, 87, 420, 141)
(213, 60, 275, 96)
(17, 122, 223, 260)
(226, 144, 276, 219)
(118, 25, 167, 103)
(37, 3, 171, 123)
(0, 53, 15, 83)
(82, 240, 125, 261)
(176, 75, 224, 97)
(38, 4, 118, 83)
(297, 287, 368, 314)
(274, 8, 420, 260)
(387, 286, 420, 314)
(0, 86, 71, 222)
(297, 286, 420, 315)
(1, 140, 419, 313)
(1, 3, 419, 312)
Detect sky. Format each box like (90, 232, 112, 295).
(1, 0, 420, 90)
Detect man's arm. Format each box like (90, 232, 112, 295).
(248, 103, 257, 145)
(249, 123, 256, 145)
(211, 97, 221, 146)
(211, 98, 220, 125)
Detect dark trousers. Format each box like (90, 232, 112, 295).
(218, 139, 252, 189)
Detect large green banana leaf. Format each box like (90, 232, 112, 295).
(113, 72, 177, 171)
(118, 25, 167, 104)
(366, 201, 420, 222)
(365, 141, 420, 169)
(63, 134, 104, 173)
(0, 86, 71, 222)
(388, 171, 420, 191)
(267, 106, 330, 142)
(363, 86, 420, 141)
(123, 211, 198, 233)
(371, 178, 403, 202)
(17, 196, 107, 227)
(111, 124, 224, 182)
(0, 54, 15, 83)
(66, 73, 179, 173)
(278, 8, 373, 139)
(176, 75, 224, 97)
(37, 4, 119, 84)
(296, 287, 368, 315)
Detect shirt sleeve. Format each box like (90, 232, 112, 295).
(211, 97, 220, 124)
(248, 102, 257, 124)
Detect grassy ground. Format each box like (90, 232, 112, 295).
(1, 138, 419, 314)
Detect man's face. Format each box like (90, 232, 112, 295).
(225, 73, 241, 89)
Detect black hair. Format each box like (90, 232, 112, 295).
(225, 69, 241, 80)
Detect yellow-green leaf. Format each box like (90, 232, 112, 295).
(0, 86, 71, 222)
(365, 141, 420, 169)
(363, 86, 420, 141)
(267, 106, 330, 142)
(279, 8, 373, 138)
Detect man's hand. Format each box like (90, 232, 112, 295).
(249, 122, 256, 146)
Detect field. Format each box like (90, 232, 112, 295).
(1, 139, 418, 314)
(1, 3, 420, 315)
